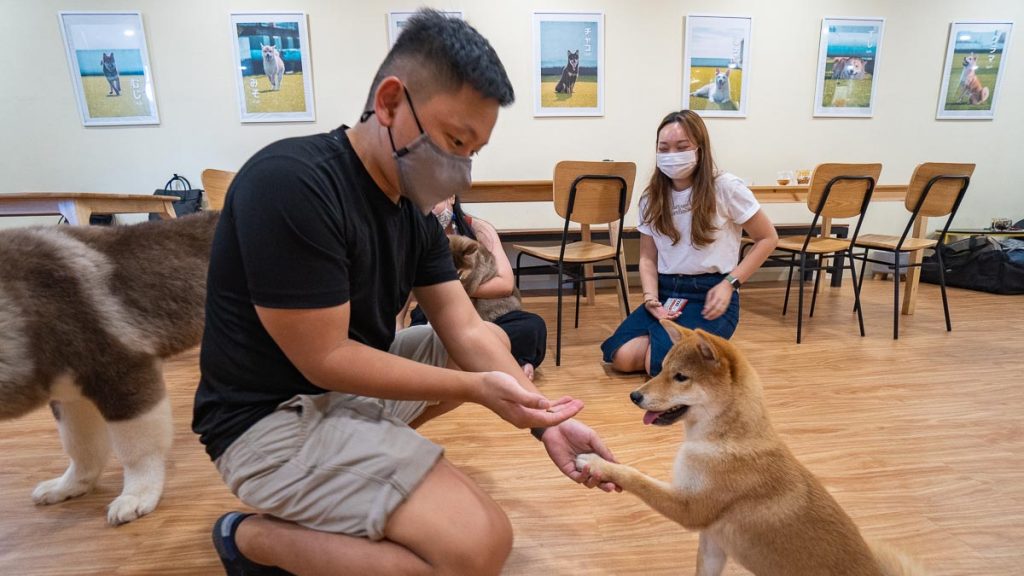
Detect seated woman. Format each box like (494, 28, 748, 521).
(405, 196, 548, 380)
(601, 110, 778, 376)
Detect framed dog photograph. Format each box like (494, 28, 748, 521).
(936, 21, 1014, 120)
(683, 14, 753, 118)
(58, 11, 160, 127)
(229, 12, 315, 123)
(813, 17, 885, 118)
(388, 11, 464, 48)
(532, 11, 604, 117)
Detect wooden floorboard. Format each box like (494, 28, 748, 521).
(1, 278, 1021, 575)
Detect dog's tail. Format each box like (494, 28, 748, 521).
(870, 540, 928, 576)
(977, 87, 990, 105)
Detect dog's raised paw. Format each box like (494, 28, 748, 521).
(107, 492, 159, 525)
(32, 476, 92, 505)
(575, 453, 604, 473)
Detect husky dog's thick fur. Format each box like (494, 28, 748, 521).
(554, 50, 580, 95)
(101, 52, 121, 97)
(448, 235, 521, 322)
(0, 212, 218, 525)
(261, 44, 285, 92)
(577, 322, 926, 575)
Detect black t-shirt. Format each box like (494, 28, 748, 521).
(192, 126, 457, 460)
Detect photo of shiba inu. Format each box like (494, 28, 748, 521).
(690, 68, 732, 105)
(955, 54, 989, 105)
(576, 321, 926, 575)
(261, 43, 285, 92)
(0, 212, 218, 525)
(831, 56, 868, 80)
(448, 235, 521, 322)
(554, 49, 580, 95)
(101, 52, 121, 97)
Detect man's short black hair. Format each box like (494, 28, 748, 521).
(364, 9, 514, 110)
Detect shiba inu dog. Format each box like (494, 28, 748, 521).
(101, 52, 121, 97)
(691, 68, 732, 105)
(956, 54, 989, 105)
(554, 50, 580, 95)
(0, 212, 219, 525)
(448, 234, 521, 322)
(576, 321, 926, 575)
(261, 43, 285, 91)
(832, 56, 868, 80)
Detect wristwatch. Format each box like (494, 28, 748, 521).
(725, 273, 742, 289)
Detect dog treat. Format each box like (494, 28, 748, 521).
(664, 298, 687, 313)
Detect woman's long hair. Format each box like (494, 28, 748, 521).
(451, 197, 477, 240)
(640, 110, 718, 247)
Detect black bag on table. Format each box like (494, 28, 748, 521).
(149, 174, 204, 221)
(921, 236, 1024, 295)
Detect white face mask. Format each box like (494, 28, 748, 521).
(656, 150, 698, 180)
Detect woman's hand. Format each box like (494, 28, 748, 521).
(702, 281, 734, 320)
(644, 299, 681, 320)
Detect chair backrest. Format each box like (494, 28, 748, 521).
(904, 162, 975, 218)
(552, 161, 636, 225)
(807, 163, 882, 218)
(201, 168, 236, 211)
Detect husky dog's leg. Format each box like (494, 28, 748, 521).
(696, 532, 727, 576)
(105, 386, 172, 525)
(32, 396, 111, 505)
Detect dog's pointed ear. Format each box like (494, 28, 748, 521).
(693, 329, 719, 363)
(659, 319, 693, 345)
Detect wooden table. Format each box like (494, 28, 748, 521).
(466, 181, 925, 315)
(0, 192, 178, 225)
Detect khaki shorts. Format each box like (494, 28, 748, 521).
(215, 325, 448, 540)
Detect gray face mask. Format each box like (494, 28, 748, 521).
(387, 87, 472, 214)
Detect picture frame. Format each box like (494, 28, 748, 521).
(229, 12, 315, 123)
(683, 14, 753, 117)
(58, 11, 160, 127)
(813, 17, 885, 118)
(388, 11, 464, 48)
(532, 11, 604, 117)
(936, 20, 1014, 120)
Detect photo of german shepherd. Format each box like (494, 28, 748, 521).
(576, 321, 926, 575)
(101, 52, 121, 97)
(554, 49, 580, 95)
(0, 212, 218, 525)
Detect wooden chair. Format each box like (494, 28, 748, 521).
(769, 163, 882, 343)
(852, 162, 974, 339)
(201, 168, 235, 211)
(513, 161, 636, 365)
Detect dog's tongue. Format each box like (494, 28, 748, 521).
(643, 411, 663, 425)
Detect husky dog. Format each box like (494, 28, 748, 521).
(261, 44, 285, 92)
(554, 50, 580, 95)
(576, 322, 926, 575)
(101, 52, 121, 97)
(0, 212, 219, 525)
(448, 235, 521, 322)
(691, 68, 732, 105)
(956, 54, 989, 105)
(831, 56, 868, 80)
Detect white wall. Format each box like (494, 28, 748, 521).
(2, 0, 1022, 232)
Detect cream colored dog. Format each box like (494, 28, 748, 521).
(576, 321, 925, 575)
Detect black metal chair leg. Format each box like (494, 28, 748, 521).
(937, 248, 952, 331)
(854, 250, 869, 313)
(810, 255, 823, 317)
(615, 258, 631, 315)
(783, 254, 796, 316)
(574, 267, 582, 329)
(797, 253, 806, 344)
(849, 254, 866, 337)
(556, 261, 564, 366)
(893, 259, 900, 340)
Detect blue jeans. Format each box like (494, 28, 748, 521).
(601, 273, 739, 376)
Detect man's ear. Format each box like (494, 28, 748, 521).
(373, 76, 405, 128)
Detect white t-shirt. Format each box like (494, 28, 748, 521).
(637, 172, 760, 275)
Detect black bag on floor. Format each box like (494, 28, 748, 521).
(921, 236, 1024, 295)
(149, 174, 204, 221)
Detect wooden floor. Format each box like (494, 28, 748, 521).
(1, 278, 1022, 575)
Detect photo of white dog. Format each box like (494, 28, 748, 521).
(261, 43, 285, 92)
(690, 68, 733, 106)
